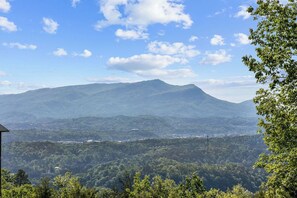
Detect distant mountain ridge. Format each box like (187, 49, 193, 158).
(0, 79, 256, 122)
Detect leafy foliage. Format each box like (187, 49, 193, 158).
(243, 0, 297, 196)
(2, 169, 257, 198)
(3, 136, 266, 192)
(14, 169, 31, 186)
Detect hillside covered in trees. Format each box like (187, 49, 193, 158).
(0, 80, 256, 123)
(4, 116, 258, 143)
(3, 135, 266, 193)
(1, 169, 264, 198)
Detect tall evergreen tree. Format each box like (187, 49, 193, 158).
(14, 169, 31, 186)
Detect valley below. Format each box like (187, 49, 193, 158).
(3, 115, 258, 143)
(3, 135, 266, 192)
(1, 80, 264, 194)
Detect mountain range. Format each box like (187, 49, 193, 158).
(0, 79, 256, 123)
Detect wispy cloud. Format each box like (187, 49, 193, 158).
(235, 5, 250, 20)
(0, 16, 17, 32)
(196, 76, 258, 88)
(135, 68, 196, 79)
(53, 48, 68, 57)
(0, 80, 12, 86)
(208, 8, 227, 18)
(200, 50, 231, 65)
(194, 76, 261, 102)
(234, 33, 251, 45)
(74, 49, 92, 58)
(189, 35, 198, 42)
(115, 29, 148, 40)
(71, 0, 80, 7)
(3, 42, 37, 50)
(148, 41, 200, 59)
(0, 81, 46, 95)
(43, 17, 59, 34)
(87, 76, 135, 84)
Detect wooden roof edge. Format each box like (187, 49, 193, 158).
(0, 124, 9, 132)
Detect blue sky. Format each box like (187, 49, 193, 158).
(0, 0, 264, 102)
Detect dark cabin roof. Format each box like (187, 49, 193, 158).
(0, 124, 9, 132)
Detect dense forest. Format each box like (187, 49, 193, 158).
(1, 169, 265, 198)
(4, 116, 258, 142)
(3, 135, 266, 193)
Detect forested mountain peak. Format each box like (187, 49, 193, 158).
(0, 80, 256, 122)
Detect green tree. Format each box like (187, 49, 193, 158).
(53, 172, 97, 198)
(218, 185, 253, 198)
(35, 178, 53, 198)
(2, 184, 36, 198)
(128, 173, 151, 198)
(14, 169, 31, 186)
(149, 176, 177, 198)
(243, 0, 297, 196)
(1, 169, 15, 189)
(179, 174, 206, 197)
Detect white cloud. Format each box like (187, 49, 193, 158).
(95, 0, 193, 39)
(107, 53, 195, 79)
(234, 33, 250, 45)
(200, 50, 232, 65)
(135, 68, 196, 78)
(196, 76, 257, 88)
(235, 5, 250, 20)
(0, 0, 10, 13)
(0, 16, 17, 32)
(43, 17, 59, 34)
(108, 54, 184, 72)
(194, 76, 262, 102)
(0, 80, 12, 86)
(115, 29, 148, 40)
(148, 41, 200, 58)
(107, 39, 199, 79)
(74, 49, 92, 58)
(96, 0, 193, 29)
(126, 0, 192, 29)
(81, 49, 92, 58)
(210, 35, 224, 46)
(53, 48, 68, 57)
(189, 35, 198, 42)
(3, 42, 37, 50)
(208, 8, 227, 18)
(0, 81, 46, 94)
(54, 48, 92, 58)
(71, 0, 80, 7)
(87, 76, 134, 83)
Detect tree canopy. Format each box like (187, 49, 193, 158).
(243, 0, 297, 196)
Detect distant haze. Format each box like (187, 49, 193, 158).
(0, 80, 256, 123)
